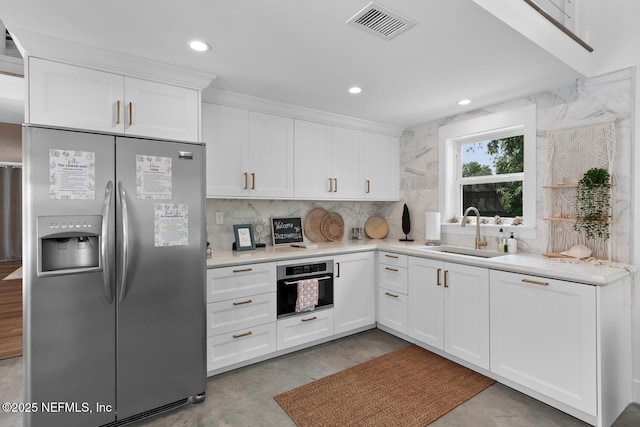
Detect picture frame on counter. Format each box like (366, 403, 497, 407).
(233, 224, 256, 251)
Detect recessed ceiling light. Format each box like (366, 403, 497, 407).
(349, 86, 362, 94)
(458, 99, 471, 105)
(188, 40, 210, 52)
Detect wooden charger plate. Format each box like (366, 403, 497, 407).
(320, 212, 345, 241)
(304, 207, 329, 243)
(364, 216, 389, 239)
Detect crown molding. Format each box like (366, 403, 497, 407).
(11, 26, 215, 90)
(202, 87, 405, 137)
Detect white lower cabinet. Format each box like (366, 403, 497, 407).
(206, 323, 277, 372)
(378, 252, 408, 334)
(408, 257, 490, 370)
(206, 263, 277, 373)
(277, 309, 335, 350)
(490, 270, 597, 416)
(334, 252, 375, 334)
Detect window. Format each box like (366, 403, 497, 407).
(459, 134, 524, 217)
(438, 104, 536, 233)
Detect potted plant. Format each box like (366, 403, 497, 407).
(574, 167, 611, 240)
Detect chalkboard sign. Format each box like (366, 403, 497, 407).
(271, 217, 303, 245)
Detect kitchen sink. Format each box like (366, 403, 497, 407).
(419, 245, 505, 258)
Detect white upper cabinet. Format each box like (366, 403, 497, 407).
(123, 77, 199, 141)
(248, 111, 294, 198)
(202, 103, 294, 199)
(294, 120, 363, 200)
(364, 132, 399, 200)
(28, 58, 199, 141)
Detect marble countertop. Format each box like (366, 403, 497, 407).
(207, 240, 629, 286)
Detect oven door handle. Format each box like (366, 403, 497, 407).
(283, 275, 332, 285)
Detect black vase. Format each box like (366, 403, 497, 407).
(399, 203, 414, 242)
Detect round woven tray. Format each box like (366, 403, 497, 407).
(320, 212, 344, 241)
(364, 216, 389, 239)
(304, 207, 329, 242)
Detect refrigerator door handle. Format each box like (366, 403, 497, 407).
(102, 181, 114, 303)
(118, 182, 131, 303)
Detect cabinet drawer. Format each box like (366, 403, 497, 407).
(379, 252, 408, 268)
(276, 309, 334, 350)
(378, 287, 408, 334)
(207, 322, 277, 373)
(206, 292, 276, 337)
(207, 262, 276, 302)
(378, 264, 408, 294)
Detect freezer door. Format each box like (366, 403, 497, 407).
(23, 127, 116, 427)
(115, 137, 206, 419)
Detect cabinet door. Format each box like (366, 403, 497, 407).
(378, 287, 407, 334)
(331, 127, 363, 200)
(443, 262, 490, 369)
(294, 120, 332, 199)
(364, 133, 399, 200)
(334, 252, 375, 334)
(276, 309, 334, 350)
(202, 103, 250, 197)
(28, 57, 124, 133)
(408, 257, 444, 349)
(125, 77, 199, 141)
(206, 262, 276, 303)
(490, 270, 596, 415)
(248, 112, 294, 198)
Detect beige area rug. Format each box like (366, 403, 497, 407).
(274, 344, 495, 427)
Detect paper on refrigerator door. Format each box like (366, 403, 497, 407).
(154, 203, 188, 247)
(136, 155, 172, 199)
(49, 149, 96, 200)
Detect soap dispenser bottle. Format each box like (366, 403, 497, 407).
(507, 232, 517, 254)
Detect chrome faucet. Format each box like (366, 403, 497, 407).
(462, 206, 487, 250)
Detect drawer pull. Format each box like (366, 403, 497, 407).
(232, 331, 253, 339)
(232, 268, 253, 273)
(385, 267, 399, 272)
(437, 268, 442, 286)
(522, 278, 549, 286)
(232, 299, 253, 306)
(301, 316, 317, 322)
(385, 292, 399, 298)
(385, 254, 399, 259)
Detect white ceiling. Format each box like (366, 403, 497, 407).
(0, 0, 583, 129)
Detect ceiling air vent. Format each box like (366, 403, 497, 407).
(346, 2, 416, 40)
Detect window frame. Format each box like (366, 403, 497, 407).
(438, 104, 536, 237)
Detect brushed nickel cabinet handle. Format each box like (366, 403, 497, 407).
(128, 102, 133, 125)
(301, 316, 317, 322)
(522, 278, 549, 286)
(328, 178, 333, 192)
(334, 178, 338, 192)
(385, 292, 399, 298)
(232, 268, 253, 273)
(385, 254, 398, 259)
(116, 100, 121, 124)
(385, 267, 399, 272)
(233, 331, 253, 339)
(437, 268, 442, 286)
(366, 179, 371, 193)
(444, 270, 449, 288)
(232, 299, 253, 306)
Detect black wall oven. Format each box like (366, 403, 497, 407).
(276, 260, 333, 318)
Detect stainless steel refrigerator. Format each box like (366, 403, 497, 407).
(23, 126, 206, 427)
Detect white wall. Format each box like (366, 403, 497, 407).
(584, 0, 640, 402)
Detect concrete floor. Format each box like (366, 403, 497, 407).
(1, 329, 638, 427)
